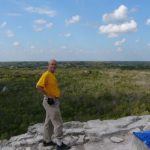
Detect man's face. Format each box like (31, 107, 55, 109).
(48, 60, 57, 73)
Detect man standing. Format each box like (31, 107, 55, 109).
(36, 59, 70, 150)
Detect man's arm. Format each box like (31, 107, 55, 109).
(36, 86, 54, 99)
(36, 86, 48, 96)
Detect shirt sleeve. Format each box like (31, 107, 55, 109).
(36, 72, 47, 88)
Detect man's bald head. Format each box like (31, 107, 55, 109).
(48, 59, 57, 64)
(48, 59, 57, 73)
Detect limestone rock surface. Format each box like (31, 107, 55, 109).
(1, 115, 150, 150)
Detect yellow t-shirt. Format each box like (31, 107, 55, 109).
(36, 71, 60, 98)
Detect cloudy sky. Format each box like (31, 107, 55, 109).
(0, 0, 150, 61)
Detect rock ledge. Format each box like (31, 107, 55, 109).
(1, 115, 150, 150)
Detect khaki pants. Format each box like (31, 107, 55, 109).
(42, 97, 63, 143)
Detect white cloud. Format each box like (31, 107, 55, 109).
(114, 38, 126, 52)
(114, 38, 126, 46)
(33, 19, 53, 32)
(7, 13, 22, 16)
(25, 6, 56, 17)
(34, 19, 47, 25)
(135, 39, 139, 43)
(99, 20, 137, 37)
(146, 19, 150, 25)
(64, 33, 71, 37)
(66, 15, 80, 25)
(102, 5, 128, 22)
(5, 30, 14, 37)
(147, 43, 150, 48)
(116, 47, 123, 52)
(13, 41, 20, 47)
(33, 26, 44, 32)
(0, 22, 7, 28)
(130, 7, 138, 13)
(45, 23, 53, 30)
(61, 46, 67, 49)
(100, 5, 137, 38)
(30, 45, 35, 49)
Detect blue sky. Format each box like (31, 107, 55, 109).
(0, 0, 150, 61)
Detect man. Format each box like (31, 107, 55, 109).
(36, 59, 70, 150)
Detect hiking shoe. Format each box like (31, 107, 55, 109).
(43, 141, 56, 146)
(56, 142, 71, 150)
